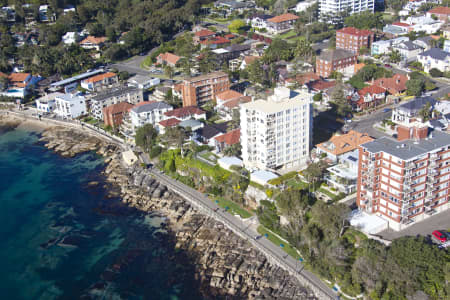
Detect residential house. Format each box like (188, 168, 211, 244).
(214, 128, 240, 152)
(372, 73, 408, 95)
(443, 25, 450, 39)
(316, 130, 373, 162)
(0, 72, 41, 98)
(215, 89, 250, 119)
(80, 36, 107, 50)
(266, 13, 299, 34)
(371, 37, 409, 55)
(284, 72, 321, 87)
(413, 36, 434, 51)
(156, 52, 181, 67)
(405, 16, 443, 34)
(193, 29, 216, 45)
(128, 75, 160, 90)
(336, 27, 374, 54)
(199, 36, 231, 49)
(35, 92, 64, 113)
(444, 40, 450, 53)
(39, 5, 55, 22)
(315, 48, 357, 78)
(239, 56, 259, 70)
(417, 48, 450, 73)
(126, 101, 173, 134)
(62, 32, 80, 45)
(103, 101, 133, 128)
(180, 71, 229, 107)
(80, 72, 118, 91)
(90, 86, 143, 120)
(196, 122, 228, 145)
(0, 7, 16, 22)
(158, 118, 181, 134)
(326, 149, 359, 194)
(392, 41, 423, 62)
(214, 0, 255, 16)
(164, 106, 206, 121)
(391, 96, 437, 125)
(426, 6, 450, 22)
(295, 0, 316, 12)
(247, 14, 273, 30)
(383, 22, 411, 36)
(357, 126, 450, 231)
(54, 93, 86, 118)
(352, 85, 386, 111)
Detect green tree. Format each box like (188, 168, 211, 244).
(313, 92, 322, 102)
(228, 19, 246, 33)
(418, 101, 432, 121)
(429, 68, 443, 77)
(163, 65, 174, 79)
(135, 124, 157, 152)
(406, 78, 425, 96)
(247, 59, 265, 85)
(389, 50, 402, 63)
(344, 11, 383, 30)
(294, 37, 313, 62)
(331, 76, 352, 117)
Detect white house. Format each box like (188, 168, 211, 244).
(129, 101, 173, 130)
(392, 41, 423, 62)
(127, 75, 160, 90)
(62, 32, 79, 45)
(54, 94, 86, 119)
(0, 72, 41, 98)
(417, 48, 450, 73)
(444, 40, 450, 53)
(371, 37, 409, 55)
(295, 0, 316, 12)
(35, 92, 64, 113)
(405, 16, 443, 34)
(246, 14, 273, 30)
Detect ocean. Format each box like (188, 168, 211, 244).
(0, 127, 204, 300)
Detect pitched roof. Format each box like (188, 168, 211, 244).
(83, 72, 116, 83)
(308, 80, 336, 91)
(286, 72, 321, 85)
(80, 36, 107, 45)
(358, 85, 386, 96)
(396, 96, 436, 114)
(223, 96, 251, 109)
(316, 130, 374, 156)
(267, 13, 299, 23)
(372, 74, 408, 94)
(9, 73, 30, 82)
(214, 129, 240, 145)
(198, 123, 228, 139)
(224, 34, 236, 39)
(249, 14, 274, 20)
(420, 48, 450, 60)
(216, 89, 244, 101)
(337, 27, 373, 37)
(195, 29, 216, 37)
(131, 101, 172, 114)
(103, 101, 133, 115)
(157, 52, 181, 65)
(428, 6, 450, 15)
(395, 41, 422, 51)
(200, 36, 230, 45)
(159, 118, 181, 128)
(392, 22, 411, 27)
(164, 106, 205, 118)
(318, 48, 356, 62)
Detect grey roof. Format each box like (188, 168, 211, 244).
(179, 119, 202, 129)
(250, 14, 273, 20)
(55, 93, 84, 103)
(397, 97, 436, 114)
(395, 41, 421, 51)
(429, 119, 445, 130)
(225, 43, 251, 52)
(129, 75, 153, 85)
(198, 123, 229, 139)
(92, 86, 141, 102)
(131, 101, 172, 114)
(50, 69, 104, 87)
(216, 0, 254, 8)
(420, 48, 450, 60)
(318, 48, 355, 62)
(415, 36, 433, 45)
(361, 130, 450, 160)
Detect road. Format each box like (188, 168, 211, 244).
(141, 157, 337, 299)
(347, 108, 392, 138)
(112, 55, 151, 76)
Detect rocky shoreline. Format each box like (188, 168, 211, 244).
(16, 122, 317, 299)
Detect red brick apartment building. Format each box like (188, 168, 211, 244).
(181, 71, 230, 107)
(336, 27, 374, 54)
(357, 125, 450, 231)
(103, 101, 133, 128)
(316, 49, 357, 78)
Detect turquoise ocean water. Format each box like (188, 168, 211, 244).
(0, 128, 204, 300)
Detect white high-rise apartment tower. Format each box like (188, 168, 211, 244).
(319, 0, 375, 22)
(240, 87, 312, 171)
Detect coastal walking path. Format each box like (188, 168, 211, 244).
(1, 108, 339, 300)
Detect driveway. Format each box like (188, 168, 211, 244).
(378, 211, 450, 241)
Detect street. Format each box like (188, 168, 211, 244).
(347, 108, 392, 138)
(112, 55, 151, 76)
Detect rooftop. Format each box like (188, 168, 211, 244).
(419, 48, 450, 60)
(216, 89, 244, 101)
(157, 52, 181, 65)
(318, 48, 356, 62)
(179, 119, 203, 129)
(91, 86, 141, 102)
(396, 96, 436, 114)
(358, 85, 386, 96)
(55, 93, 85, 103)
(337, 27, 373, 36)
(267, 13, 299, 23)
(316, 130, 374, 156)
(9, 72, 30, 82)
(183, 71, 228, 83)
(164, 106, 205, 118)
(103, 101, 133, 115)
(159, 118, 181, 128)
(428, 6, 450, 15)
(80, 36, 106, 45)
(83, 72, 116, 83)
(194, 29, 216, 37)
(214, 128, 240, 145)
(131, 101, 172, 114)
(50, 69, 105, 87)
(361, 129, 450, 161)
(242, 89, 310, 114)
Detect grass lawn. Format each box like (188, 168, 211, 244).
(82, 116, 98, 125)
(318, 187, 340, 201)
(257, 226, 301, 260)
(214, 197, 253, 219)
(278, 30, 297, 39)
(199, 151, 218, 163)
(286, 179, 309, 190)
(249, 181, 265, 190)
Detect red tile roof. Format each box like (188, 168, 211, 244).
(214, 129, 240, 145)
(200, 36, 230, 45)
(337, 27, 373, 37)
(428, 6, 450, 15)
(157, 52, 181, 65)
(267, 13, 299, 23)
(103, 101, 133, 115)
(286, 72, 320, 85)
(372, 74, 408, 94)
(358, 85, 386, 96)
(222, 96, 251, 109)
(9, 73, 30, 82)
(316, 130, 373, 156)
(159, 118, 181, 127)
(308, 80, 336, 91)
(164, 106, 205, 118)
(392, 22, 411, 27)
(83, 72, 116, 83)
(216, 89, 243, 102)
(224, 34, 236, 39)
(80, 36, 107, 45)
(0, 72, 7, 78)
(195, 29, 216, 37)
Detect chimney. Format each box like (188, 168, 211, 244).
(397, 124, 429, 141)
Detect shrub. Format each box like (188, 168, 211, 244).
(265, 189, 274, 199)
(149, 145, 162, 158)
(429, 68, 443, 77)
(267, 171, 298, 185)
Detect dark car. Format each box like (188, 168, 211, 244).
(383, 108, 391, 113)
(384, 64, 392, 68)
(432, 230, 450, 243)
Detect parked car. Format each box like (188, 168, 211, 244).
(432, 230, 450, 243)
(383, 108, 391, 113)
(384, 64, 392, 68)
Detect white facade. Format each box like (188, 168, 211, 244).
(240, 87, 312, 171)
(129, 102, 173, 130)
(405, 16, 443, 34)
(319, 0, 374, 22)
(418, 48, 450, 73)
(295, 0, 317, 12)
(54, 94, 86, 119)
(36, 92, 64, 113)
(127, 75, 160, 90)
(62, 32, 79, 45)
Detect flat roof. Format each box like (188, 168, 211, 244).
(50, 69, 104, 87)
(361, 130, 450, 161)
(251, 170, 278, 185)
(218, 156, 243, 167)
(242, 90, 310, 114)
(349, 211, 388, 235)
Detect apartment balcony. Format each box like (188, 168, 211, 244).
(430, 153, 439, 161)
(428, 161, 438, 168)
(427, 177, 438, 184)
(401, 217, 414, 225)
(405, 162, 416, 170)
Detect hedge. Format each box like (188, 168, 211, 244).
(267, 171, 298, 185)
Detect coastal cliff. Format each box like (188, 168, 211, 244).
(32, 124, 317, 299)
